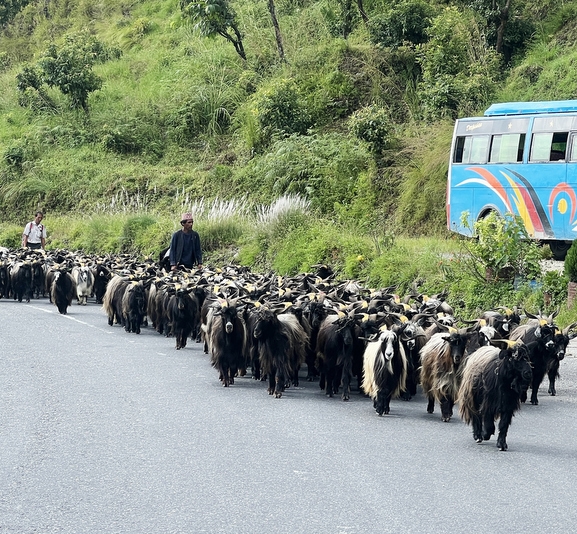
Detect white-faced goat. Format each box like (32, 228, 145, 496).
(72, 264, 94, 305)
(458, 340, 532, 451)
(361, 325, 408, 415)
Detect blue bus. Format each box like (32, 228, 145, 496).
(446, 100, 577, 259)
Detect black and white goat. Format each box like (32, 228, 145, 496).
(361, 325, 408, 415)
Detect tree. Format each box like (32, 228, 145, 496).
(180, 0, 246, 61)
(37, 32, 103, 112)
(461, 0, 534, 62)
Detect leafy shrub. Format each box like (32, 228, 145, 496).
(234, 133, 371, 213)
(248, 78, 313, 148)
(418, 7, 500, 119)
(3, 145, 25, 170)
(459, 211, 542, 282)
(368, 0, 435, 48)
(348, 104, 394, 154)
(0, 224, 24, 248)
(564, 241, 577, 282)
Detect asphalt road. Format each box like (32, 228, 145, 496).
(1, 297, 577, 534)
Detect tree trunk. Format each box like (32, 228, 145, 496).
(356, 0, 369, 25)
(268, 0, 285, 62)
(495, 0, 511, 54)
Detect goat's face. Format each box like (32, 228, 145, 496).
(253, 308, 275, 339)
(507, 345, 533, 393)
(379, 329, 397, 361)
(221, 306, 237, 334)
(336, 317, 356, 347)
(552, 332, 570, 361)
(446, 332, 469, 365)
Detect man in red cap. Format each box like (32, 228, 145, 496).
(169, 212, 203, 271)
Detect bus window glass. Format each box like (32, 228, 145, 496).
(569, 135, 577, 162)
(454, 136, 466, 163)
(530, 132, 553, 161)
(489, 133, 525, 163)
(467, 135, 489, 163)
(551, 132, 568, 160)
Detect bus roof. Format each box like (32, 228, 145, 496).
(484, 100, 577, 116)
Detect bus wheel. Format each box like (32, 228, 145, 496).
(549, 241, 572, 261)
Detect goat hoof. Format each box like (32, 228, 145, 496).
(442, 416, 451, 422)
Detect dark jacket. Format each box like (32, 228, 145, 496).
(169, 229, 202, 268)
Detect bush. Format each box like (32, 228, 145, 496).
(247, 78, 313, 149)
(564, 241, 577, 282)
(348, 104, 394, 155)
(368, 0, 435, 48)
(459, 211, 542, 283)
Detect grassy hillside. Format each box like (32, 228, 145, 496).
(2, 0, 577, 322)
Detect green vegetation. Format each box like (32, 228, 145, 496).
(1, 0, 577, 323)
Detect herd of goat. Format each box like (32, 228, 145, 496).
(1, 246, 575, 451)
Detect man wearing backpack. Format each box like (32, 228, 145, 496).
(22, 211, 47, 250)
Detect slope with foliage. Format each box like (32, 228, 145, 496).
(2, 0, 577, 323)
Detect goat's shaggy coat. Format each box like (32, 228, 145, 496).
(362, 327, 408, 415)
(206, 300, 246, 386)
(121, 281, 147, 334)
(419, 330, 473, 422)
(167, 287, 199, 350)
(316, 314, 362, 401)
(72, 265, 94, 305)
(103, 275, 129, 327)
(252, 308, 308, 398)
(509, 321, 556, 405)
(458, 343, 532, 451)
(49, 269, 76, 315)
(10, 262, 32, 303)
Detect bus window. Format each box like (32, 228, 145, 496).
(489, 133, 525, 163)
(551, 132, 568, 160)
(569, 134, 577, 162)
(453, 135, 489, 164)
(530, 131, 568, 161)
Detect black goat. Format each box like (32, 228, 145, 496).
(207, 299, 246, 386)
(0, 261, 10, 298)
(546, 324, 577, 396)
(361, 325, 408, 415)
(316, 312, 362, 401)
(121, 281, 148, 334)
(167, 285, 199, 349)
(509, 317, 557, 405)
(302, 299, 328, 381)
(93, 263, 111, 304)
(252, 306, 308, 398)
(31, 260, 46, 299)
(10, 261, 33, 303)
(48, 268, 76, 315)
(398, 317, 428, 400)
(458, 340, 532, 451)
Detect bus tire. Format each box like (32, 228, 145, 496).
(549, 241, 572, 261)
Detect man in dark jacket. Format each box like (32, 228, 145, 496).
(169, 212, 203, 271)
